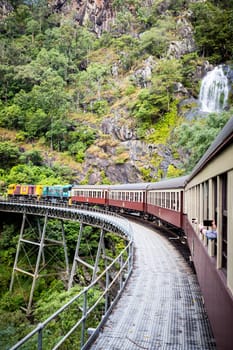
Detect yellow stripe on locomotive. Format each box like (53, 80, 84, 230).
(7, 184, 17, 196)
(7, 184, 43, 198)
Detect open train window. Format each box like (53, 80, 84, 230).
(221, 173, 228, 272)
(203, 181, 209, 220)
(176, 192, 180, 211)
(166, 192, 170, 209)
(212, 177, 217, 256)
(171, 192, 176, 210)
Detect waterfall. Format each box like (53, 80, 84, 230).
(199, 65, 229, 113)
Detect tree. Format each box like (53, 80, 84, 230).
(173, 112, 231, 172)
(190, 2, 233, 62)
(13, 70, 71, 148)
(0, 104, 25, 129)
(0, 142, 20, 169)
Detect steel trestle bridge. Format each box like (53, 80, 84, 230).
(0, 199, 134, 350)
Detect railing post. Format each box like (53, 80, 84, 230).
(120, 255, 123, 290)
(105, 270, 109, 314)
(81, 290, 87, 348)
(127, 243, 133, 274)
(38, 323, 43, 350)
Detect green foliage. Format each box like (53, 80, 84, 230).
(0, 104, 25, 129)
(0, 224, 19, 268)
(91, 99, 109, 116)
(181, 52, 200, 93)
(166, 164, 184, 178)
(147, 101, 179, 144)
(190, 1, 233, 62)
(133, 59, 182, 135)
(132, 88, 161, 126)
(5, 164, 64, 185)
(139, 17, 175, 57)
(173, 112, 231, 172)
(0, 141, 20, 169)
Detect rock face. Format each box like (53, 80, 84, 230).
(132, 56, 155, 88)
(52, 0, 115, 36)
(167, 17, 196, 58)
(0, 0, 13, 19)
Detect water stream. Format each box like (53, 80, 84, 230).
(199, 65, 229, 113)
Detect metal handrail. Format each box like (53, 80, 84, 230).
(10, 241, 133, 350)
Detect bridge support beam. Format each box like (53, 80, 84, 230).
(10, 212, 70, 314)
(68, 223, 109, 289)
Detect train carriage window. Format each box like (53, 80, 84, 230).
(221, 173, 228, 272)
(162, 192, 165, 208)
(166, 192, 170, 209)
(130, 192, 134, 201)
(150, 192, 152, 205)
(171, 192, 176, 210)
(122, 192, 125, 201)
(176, 192, 180, 211)
(158, 192, 161, 206)
(151, 192, 154, 205)
(213, 178, 217, 224)
(203, 181, 209, 220)
(148, 192, 151, 204)
(135, 192, 139, 202)
(212, 177, 218, 256)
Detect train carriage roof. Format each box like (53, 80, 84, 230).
(109, 183, 151, 191)
(72, 185, 109, 190)
(147, 176, 189, 190)
(187, 116, 233, 182)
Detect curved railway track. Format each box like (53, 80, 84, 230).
(90, 220, 216, 350)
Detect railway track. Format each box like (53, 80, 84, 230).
(90, 219, 216, 350)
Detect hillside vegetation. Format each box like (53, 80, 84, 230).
(0, 0, 232, 190)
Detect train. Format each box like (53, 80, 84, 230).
(6, 116, 233, 350)
(7, 179, 188, 232)
(7, 184, 72, 202)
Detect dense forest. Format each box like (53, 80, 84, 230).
(1, 0, 233, 348)
(0, 0, 233, 189)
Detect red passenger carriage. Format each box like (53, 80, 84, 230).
(108, 183, 149, 214)
(146, 176, 188, 228)
(71, 185, 109, 207)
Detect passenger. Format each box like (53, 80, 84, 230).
(199, 221, 217, 239)
(206, 220, 217, 240)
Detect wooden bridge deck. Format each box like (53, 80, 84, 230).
(90, 221, 216, 350)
